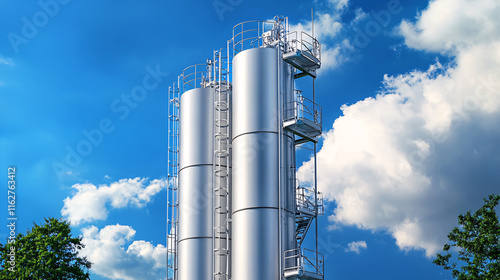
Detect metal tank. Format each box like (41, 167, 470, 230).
(169, 17, 324, 280)
(281, 60, 297, 267)
(178, 86, 214, 280)
(231, 47, 280, 280)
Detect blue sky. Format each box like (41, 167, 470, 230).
(1, 0, 500, 279)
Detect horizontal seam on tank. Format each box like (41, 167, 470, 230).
(178, 236, 230, 243)
(232, 131, 293, 142)
(232, 206, 294, 215)
(179, 164, 231, 173)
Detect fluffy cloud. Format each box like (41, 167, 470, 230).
(62, 178, 167, 225)
(298, 0, 500, 257)
(345, 241, 367, 254)
(81, 224, 166, 280)
(399, 0, 500, 54)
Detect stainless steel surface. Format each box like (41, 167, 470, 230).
(232, 133, 279, 209)
(232, 48, 279, 137)
(179, 87, 215, 170)
(172, 17, 324, 280)
(281, 59, 298, 279)
(178, 166, 213, 240)
(232, 209, 280, 279)
(178, 87, 214, 280)
(232, 47, 280, 280)
(177, 238, 213, 280)
(282, 60, 297, 271)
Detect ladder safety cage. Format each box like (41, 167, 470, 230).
(167, 82, 181, 280)
(212, 45, 231, 280)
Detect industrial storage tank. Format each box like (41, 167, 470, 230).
(168, 16, 324, 280)
(231, 46, 281, 280)
(177, 84, 214, 280)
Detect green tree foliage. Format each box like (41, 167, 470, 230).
(0, 217, 91, 279)
(434, 194, 500, 279)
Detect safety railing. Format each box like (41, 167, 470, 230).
(182, 63, 211, 92)
(296, 183, 324, 216)
(296, 183, 316, 214)
(284, 94, 322, 129)
(232, 18, 286, 55)
(284, 248, 324, 278)
(317, 191, 324, 216)
(285, 31, 321, 62)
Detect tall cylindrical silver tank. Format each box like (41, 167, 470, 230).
(232, 47, 280, 280)
(178, 87, 214, 280)
(281, 61, 297, 264)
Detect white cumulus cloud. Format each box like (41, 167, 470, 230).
(399, 0, 500, 54)
(345, 241, 367, 254)
(298, 0, 500, 258)
(80, 224, 166, 280)
(62, 178, 167, 225)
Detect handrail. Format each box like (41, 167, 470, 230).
(296, 181, 324, 216)
(284, 94, 322, 128)
(297, 185, 316, 213)
(283, 248, 324, 276)
(232, 19, 283, 55)
(285, 31, 321, 62)
(182, 63, 210, 92)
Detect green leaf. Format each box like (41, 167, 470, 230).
(434, 194, 500, 280)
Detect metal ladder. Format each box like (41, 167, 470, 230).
(167, 83, 180, 280)
(213, 48, 230, 280)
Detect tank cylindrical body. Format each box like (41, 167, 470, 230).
(232, 47, 280, 280)
(281, 61, 297, 262)
(178, 87, 214, 280)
